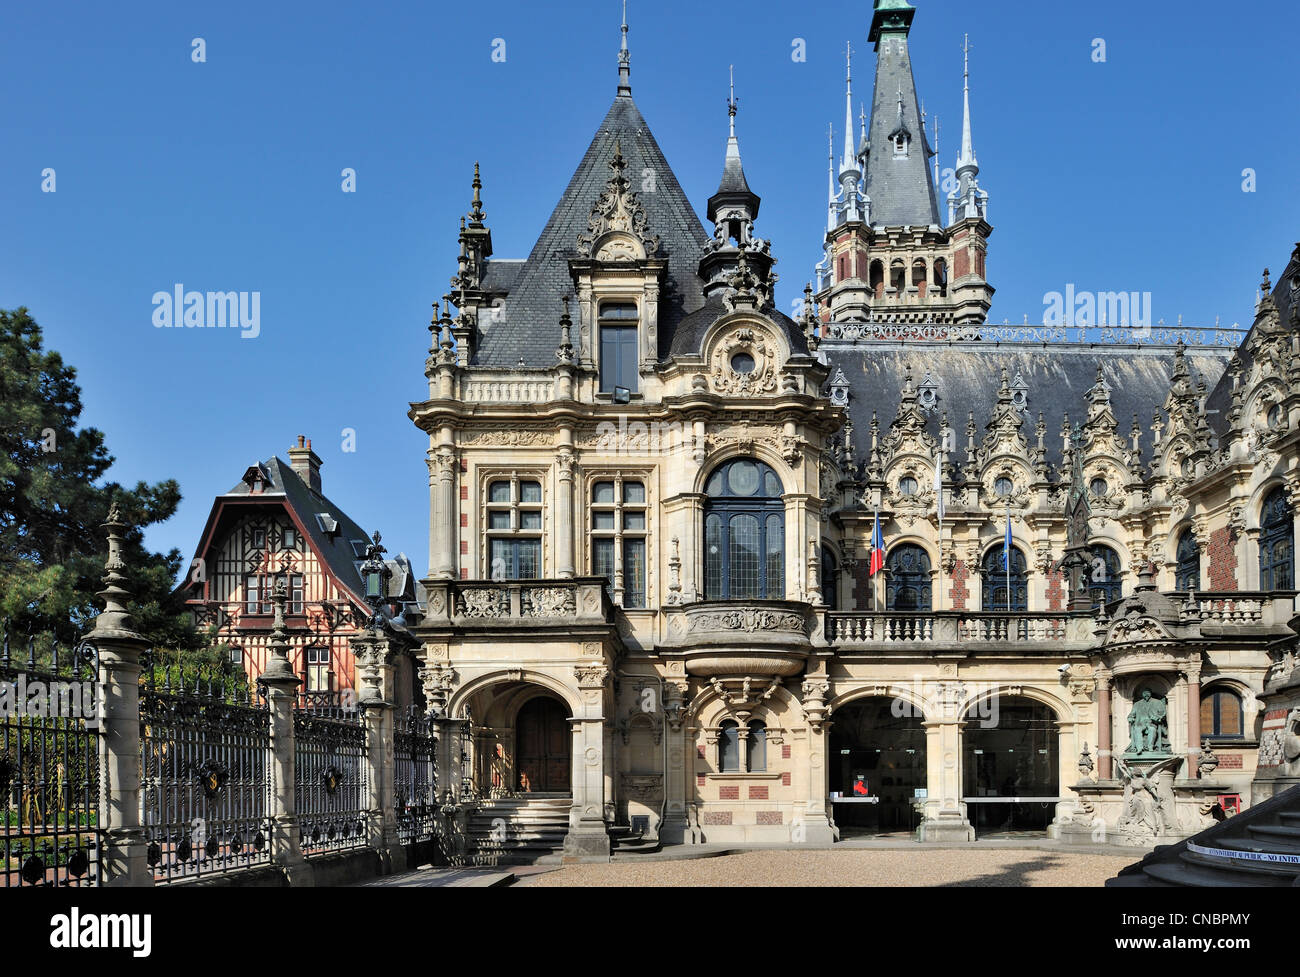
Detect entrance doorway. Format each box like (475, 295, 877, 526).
(828, 698, 927, 837)
(515, 696, 570, 793)
(963, 696, 1059, 836)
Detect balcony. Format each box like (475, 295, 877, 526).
(660, 600, 814, 677)
(824, 611, 1095, 651)
(419, 578, 614, 629)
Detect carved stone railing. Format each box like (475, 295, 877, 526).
(461, 375, 553, 404)
(660, 601, 814, 677)
(418, 578, 614, 628)
(825, 611, 1094, 649)
(1169, 591, 1298, 629)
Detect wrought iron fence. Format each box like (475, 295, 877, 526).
(393, 707, 437, 845)
(139, 659, 272, 883)
(293, 695, 367, 852)
(1, 625, 101, 887)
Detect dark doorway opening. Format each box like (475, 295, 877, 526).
(515, 696, 570, 793)
(963, 696, 1059, 836)
(828, 698, 927, 837)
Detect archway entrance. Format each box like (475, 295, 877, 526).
(515, 696, 570, 793)
(962, 696, 1059, 836)
(828, 698, 927, 837)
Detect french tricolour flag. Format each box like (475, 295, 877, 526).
(869, 510, 885, 576)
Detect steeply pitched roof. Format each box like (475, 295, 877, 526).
(828, 343, 1231, 469)
(218, 457, 417, 606)
(862, 12, 941, 227)
(475, 94, 709, 367)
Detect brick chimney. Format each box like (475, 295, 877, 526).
(287, 435, 322, 493)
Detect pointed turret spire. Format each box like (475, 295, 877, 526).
(948, 33, 989, 225)
(617, 0, 631, 97)
(957, 34, 977, 172)
(841, 43, 858, 178)
(826, 124, 836, 231)
(469, 161, 485, 226)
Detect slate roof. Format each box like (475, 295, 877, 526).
(218, 457, 419, 607)
(475, 94, 710, 367)
(669, 294, 810, 359)
(827, 343, 1231, 469)
(1205, 246, 1300, 431)
(862, 23, 941, 227)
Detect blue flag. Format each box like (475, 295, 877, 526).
(1001, 504, 1012, 569)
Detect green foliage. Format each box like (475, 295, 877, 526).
(0, 307, 197, 649)
(146, 639, 251, 700)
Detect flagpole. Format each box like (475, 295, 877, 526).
(1005, 501, 1012, 614)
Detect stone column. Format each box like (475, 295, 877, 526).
(261, 577, 312, 884)
(565, 665, 611, 858)
(659, 679, 690, 844)
(793, 677, 834, 846)
(429, 441, 458, 579)
(1096, 670, 1113, 780)
(89, 504, 153, 887)
(919, 684, 974, 841)
(556, 441, 576, 579)
(1185, 664, 1202, 778)
(354, 629, 404, 874)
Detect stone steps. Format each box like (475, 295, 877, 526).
(464, 796, 573, 864)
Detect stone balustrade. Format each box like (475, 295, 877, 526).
(825, 611, 1093, 649)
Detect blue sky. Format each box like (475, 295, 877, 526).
(2, 0, 1295, 577)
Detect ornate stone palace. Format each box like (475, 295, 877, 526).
(198, 2, 1300, 858)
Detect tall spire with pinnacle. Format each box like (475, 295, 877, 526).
(826, 124, 836, 231)
(957, 34, 977, 172)
(840, 43, 857, 177)
(617, 0, 631, 96)
(949, 32, 988, 225)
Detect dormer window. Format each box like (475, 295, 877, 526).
(598, 301, 639, 396)
(892, 133, 909, 158)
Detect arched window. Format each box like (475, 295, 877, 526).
(932, 258, 947, 295)
(718, 721, 740, 772)
(821, 545, 838, 611)
(982, 545, 1028, 611)
(1089, 545, 1123, 606)
(1200, 687, 1244, 739)
(704, 459, 785, 600)
(887, 544, 932, 611)
(748, 721, 767, 772)
(1260, 487, 1294, 591)
(1175, 528, 1200, 591)
(911, 259, 927, 292)
(870, 260, 885, 299)
(890, 260, 906, 292)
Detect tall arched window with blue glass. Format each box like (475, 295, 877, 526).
(704, 459, 784, 600)
(598, 302, 639, 397)
(1259, 487, 1294, 590)
(982, 545, 1028, 611)
(886, 544, 931, 611)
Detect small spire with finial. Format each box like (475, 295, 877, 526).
(469, 162, 485, 225)
(617, 0, 631, 96)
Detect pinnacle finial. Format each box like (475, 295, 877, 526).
(617, 0, 631, 95)
(469, 162, 485, 225)
(728, 65, 737, 138)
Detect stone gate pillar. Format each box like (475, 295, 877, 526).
(262, 578, 312, 884)
(565, 664, 611, 858)
(354, 630, 405, 875)
(89, 505, 154, 887)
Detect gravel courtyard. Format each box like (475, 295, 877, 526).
(514, 849, 1136, 887)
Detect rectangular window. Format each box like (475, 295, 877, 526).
(598, 303, 639, 394)
(491, 538, 541, 579)
(590, 477, 647, 608)
(252, 528, 266, 549)
(245, 575, 260, 615)
(305, 647, 331, 692)
(290, 573, 304, 615)
(283, 526, 296, 549)
(593, 539, 615, 591)
(623, 539, 646, 609)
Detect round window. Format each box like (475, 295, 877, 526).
(728, 460, 760, 496)
(994, 477, 1013, 497)
(730, 351, 756, 375)
(1090, 476, 1108, 497)
(898, 476, 918, 496)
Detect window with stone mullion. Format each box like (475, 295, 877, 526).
(591, 478, 647, 608)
